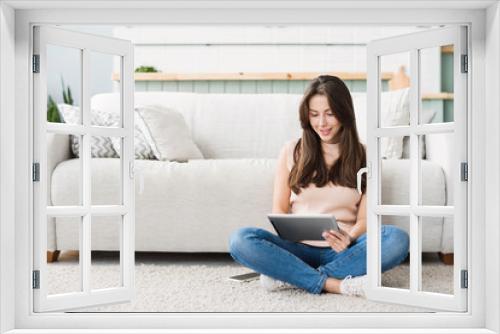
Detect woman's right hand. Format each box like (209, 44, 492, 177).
(322, 229, 352, 252)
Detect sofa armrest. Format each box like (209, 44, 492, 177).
(440, 217, 454, 253)
(46, 133, 72, 250)
(425, 132, 454, 253)
(425, 133, 453, 205)
(47, 133, 73, 203)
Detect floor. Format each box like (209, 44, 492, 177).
(45, 250, 455, 313)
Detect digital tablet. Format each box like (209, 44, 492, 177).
(267, 213, 339, 242)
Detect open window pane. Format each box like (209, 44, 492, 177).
(418, 45, 454, 124)
(421, 216, 454, 295)
(91, 136, 122, 205)
(47, 216, 82, 295)
(379, 51, 410, 128)
(419, 45, 454, 124)
(91, 215, 123, 290)
(380, 138, 409, 205)
(46, 44, 82, 124)
(47, 133, 83, 206)
(380, 216, 410, 290)
(90, 51, 122, 128)
(419, 133, 454, 206)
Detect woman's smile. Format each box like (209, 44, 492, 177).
(319, 128, 332, 136)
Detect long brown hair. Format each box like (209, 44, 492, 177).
(289, 75, 366, 194)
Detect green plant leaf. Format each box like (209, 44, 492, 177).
(135, 65, 158, 73)
(47, 95, 61, 123)
(61, 77, 68, 104)
(67, 86, 73, 105)
(61, 76, 74, 105)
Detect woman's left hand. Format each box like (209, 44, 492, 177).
(322, 229, 353, 253)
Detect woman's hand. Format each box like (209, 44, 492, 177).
(322, 229, 353, 252)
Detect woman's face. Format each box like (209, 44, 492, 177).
(308, 94, 341, 143)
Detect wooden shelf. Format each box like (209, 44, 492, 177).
(422, 92, 454, 100)
(441, 45, 454, 54)
(112, 69, 453, 100)
(112, 71, 394, 82)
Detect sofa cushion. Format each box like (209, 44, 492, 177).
(110, 110, 156, 160)
(401, 108, 437, 159)
(58, 103, 157, 160)
(91, 91, 413, 160)
(58, 103, 118, 158)
(352, 88, 410, 159)
(379, 88, 410, 159)
(191, 93, 303, 159)
(137, 105, 204, 162)
(91, 91, 197, 131)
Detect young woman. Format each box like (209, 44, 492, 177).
(229, 75, 410, 296)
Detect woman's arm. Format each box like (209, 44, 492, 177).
(272, 145, 292, 214)
(347, 193, 367, 242)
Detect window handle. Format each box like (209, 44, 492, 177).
(357, 166, 368, 194)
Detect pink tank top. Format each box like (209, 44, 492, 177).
(285, 138, 362, 247)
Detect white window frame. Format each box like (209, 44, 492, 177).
(365, 25, 468, 312)
(32, 25, 136, 312)
(1, 1, 499, 333)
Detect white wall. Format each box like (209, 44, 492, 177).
(115, 24, 441, 92)
(114, 24, 425, 72)
(56, 24, 443, 94)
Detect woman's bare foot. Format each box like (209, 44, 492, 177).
(322, 277, 342, 294)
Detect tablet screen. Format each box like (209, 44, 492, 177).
(267, 214, 339, 242)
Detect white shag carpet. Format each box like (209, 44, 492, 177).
(47, 251, 453, 313)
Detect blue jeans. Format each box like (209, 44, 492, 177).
(228, 225, 409, 295)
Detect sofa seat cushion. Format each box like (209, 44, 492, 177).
(52, 158, 277, 251)
(51, 158, 446, 252)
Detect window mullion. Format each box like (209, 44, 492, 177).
(81, 48, 91, 295)
(409, 48, 421, 293)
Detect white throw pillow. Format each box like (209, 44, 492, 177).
(379, 88, 410, 159)
(401, 109, 437, 159)
(137, 105, 204, 162)
(110, 110, 157, 160)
